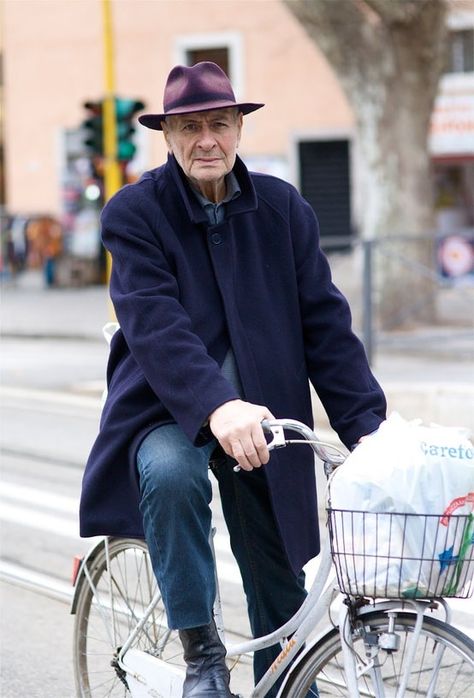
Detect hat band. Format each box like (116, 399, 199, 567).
(165, 89, 235, 113)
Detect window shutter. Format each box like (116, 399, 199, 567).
(299, 140, 352, 251)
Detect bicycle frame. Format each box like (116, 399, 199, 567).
(112, 534, 338, 697)
(110, 542, 450, 697)
(112, 419, 345, 696)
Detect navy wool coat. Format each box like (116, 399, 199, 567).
(80, 154, 386, 574)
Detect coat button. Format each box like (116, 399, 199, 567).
(211, 233, 222, 245)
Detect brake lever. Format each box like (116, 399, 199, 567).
(233, 421, 287, 472)
(261, 420, 287, 449)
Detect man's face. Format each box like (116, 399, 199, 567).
(162, 108, 243, 202)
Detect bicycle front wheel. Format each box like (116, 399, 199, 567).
(281, 610, 473, 697)
(73, 538, 185, 697)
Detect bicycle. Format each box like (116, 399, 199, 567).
(71, 418, 474, 697)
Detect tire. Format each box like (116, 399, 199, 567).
(73, 538, 185, 697)
(281, 610, 474, 697)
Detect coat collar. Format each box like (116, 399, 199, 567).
(165, 153, 258, 224)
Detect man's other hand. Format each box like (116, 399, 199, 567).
(208, 399, 275, 471)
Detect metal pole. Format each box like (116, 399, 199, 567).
(362, 239, 374, 365)
(101, 0, 121, 310)
(101, 0, 121, 201)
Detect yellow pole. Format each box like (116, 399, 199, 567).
(101, 0, 121, 200)
(101, 0, 120, 310)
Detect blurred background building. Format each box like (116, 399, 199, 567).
(1, 0, 473, 285)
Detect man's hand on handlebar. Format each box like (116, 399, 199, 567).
(208, 399, 275, 471)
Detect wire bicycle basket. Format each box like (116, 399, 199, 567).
(327, 508, 474, 600)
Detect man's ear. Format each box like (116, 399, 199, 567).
(162, 121, 173, 153)
(236, 112, 243, 148)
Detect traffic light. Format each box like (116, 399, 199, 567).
(82, 100, 104, 156)
(115, 98, 145, 161)
(81, 97, 145, 161)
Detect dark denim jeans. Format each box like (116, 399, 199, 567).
(136, 423, 315, 697)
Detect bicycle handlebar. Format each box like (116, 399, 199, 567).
(233, 418, 346, 473)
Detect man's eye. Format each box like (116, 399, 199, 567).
(183, 123, 199, 132)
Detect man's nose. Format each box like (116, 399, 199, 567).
(197, 126, 217, 149)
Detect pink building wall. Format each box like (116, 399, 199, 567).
(3, 0, 353, 215)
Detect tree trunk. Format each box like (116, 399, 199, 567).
(354, 29, 438, 328)
(283, 0, 448, 328)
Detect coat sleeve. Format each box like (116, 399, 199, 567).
(101, 186, 239, 445)
(289, 189, 387, 449)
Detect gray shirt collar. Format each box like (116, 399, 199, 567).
(191, 171, 241, 225)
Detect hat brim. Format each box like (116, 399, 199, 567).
(138, 101, 264, 131)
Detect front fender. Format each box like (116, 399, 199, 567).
(70, 537, 108, 615)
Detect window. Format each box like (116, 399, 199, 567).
(174, 32, 243, 97)
(185, 47, 229, 76)
(298, 139, 352, 251)
(445, 29, 474, 74)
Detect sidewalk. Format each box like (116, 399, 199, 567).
(1, 269, 473, 432)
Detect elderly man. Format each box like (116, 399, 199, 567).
(80, 62, 386, 697)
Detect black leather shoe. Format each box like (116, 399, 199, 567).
(179, 619, 238, 697)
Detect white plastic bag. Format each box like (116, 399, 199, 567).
(329, 412, 474, 598)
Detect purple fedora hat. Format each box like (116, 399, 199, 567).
(138, 62, 264, 131)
